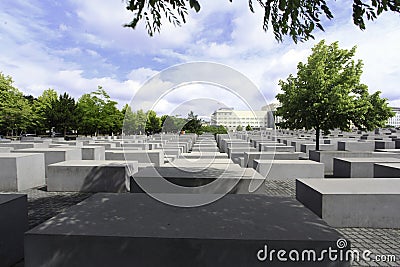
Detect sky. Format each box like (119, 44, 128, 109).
(0, 0, 399, 120)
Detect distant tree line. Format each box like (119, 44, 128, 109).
(0, 72, 227, 137)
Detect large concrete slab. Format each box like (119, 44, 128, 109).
(47, 160, 138, 192)
(333, 157, 400, 178)
(0, 194, 28, 267)
(374, 163, 400, 178)
(0, 142, 49, 150)
(0, 147, 12, 153)
(0, 153, 45, 191)
(131, 163, 267, 194)
(105, 150, 164, 166)
(180, 152, 228, 159)
(81, 146, 105, 160)
(13, 148, 82, 177)
(296, 178, 400, 228)
(254, 160, 324, 180)
(25, 193, 350, 267)
(337, 141, 374, 152)
(243, 152, 301, 168)
(309, 150, 400, 175)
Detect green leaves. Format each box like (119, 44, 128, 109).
(77, 86, 122, 136)
(276, 40, 393, 147)
(124, 0, 400, 43)
(0, 72, 33, 136)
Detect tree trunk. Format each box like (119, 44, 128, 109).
(315, 126, 320, 151)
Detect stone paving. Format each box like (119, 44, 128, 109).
(8, 180, 400, 266)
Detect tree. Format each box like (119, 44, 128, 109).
(124, 0, 400, 43)
(236, 125, 243, 131)
(145, 110, 161, 134)
(245, 124, 253, 131)
(161, 115, 177, 133)
(276, 40, 394, 150)
(182, 111, 202, 134)
(77, 86, 123, 136)
(0, 72, 33, 136)
(122, 104, 137, 135)
(48, 93, 78, 137)
(34, 89, 58, 134)
(200, 125, 228, 135)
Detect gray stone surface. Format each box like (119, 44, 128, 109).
(296, 178, 400, 228)
(13, 148, 82, 177)
(180, 152, 228, 159)
(374, 163, 400, 178)
(105, 150, 164, 166)
(47, 160, 138, 192)
(81, 146, 105, 160)
(333, 157, 400, 178)
(243, 152, 301, 168)
(131, 164, 266, 194)
(309, 150, 400, 175)
(0, 194, 27, 267)
(254, 160, 324, 179)
(338, 141, 375, 152)
(0, 147, 12, 153)
(0, 153, 45, 191)
(24, 193, 349, 267)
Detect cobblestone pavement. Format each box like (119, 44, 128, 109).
(8, 180, 400, 267)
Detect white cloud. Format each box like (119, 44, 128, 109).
(0, 0, 399, 117)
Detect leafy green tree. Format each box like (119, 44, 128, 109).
(77, 86, 122, 136)
(47, 93, 78, 137)
(0, 72, 33, 136)
(33, 89, 58, 134)
(200, 125, 228, 135)
(145, 110, 161, 134)
(182, 111, 202, 134)
(245, 124, 253, 131)
(134, 109, 147, 134)
(236, 125, 243, 131)
(124, 0, 400, 42)
(122, 104, 137, 135)
(276, 40, 394, 150)
(160, 115, 177, 133)
(77, 93, 99, 136)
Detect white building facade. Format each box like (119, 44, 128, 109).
(210, 108, 269, 131)
(387, 107, 400, 127)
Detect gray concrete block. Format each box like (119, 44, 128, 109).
(47, 160, 138, 192)
(81, 146, 105, 160)
(309, 150, 400, 175)
(333, 157, 400, 178)
(13, 148, 82, 177)
(0, 153, 45, 191)
(296, 178, 400, 228)
(254, 160, 324, 179)
(374, 163, 400, 178)
(0, 194, 28, 267)
(180, 152, 228, 159)
(24, 193, 349, 267)
(243, 152, 301, 168)
(105, 150, 164, 166)
(0, 147, 12, 153)
(337, 141, 375, 152)
(131, 163, 267, 194)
